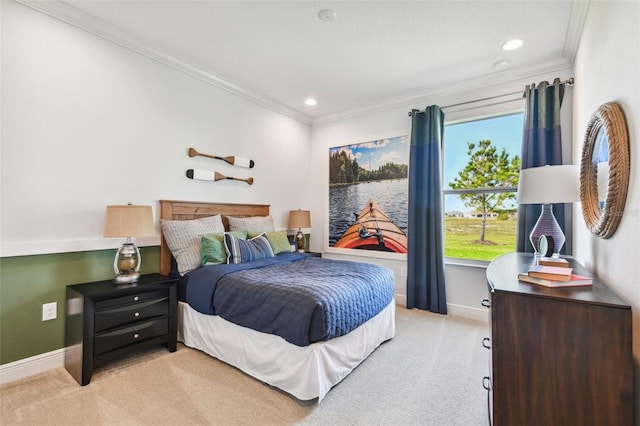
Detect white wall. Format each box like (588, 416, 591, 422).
(310, 70, 573, 320)
(1, 1, 311, 257)
(572, 0, 640, 416)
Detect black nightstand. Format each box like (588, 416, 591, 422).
(64, 273, 178, 385)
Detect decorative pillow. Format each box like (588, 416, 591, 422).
(201, 231, 248, 266)
(160, 215, 225, 275)
(227, 215, 275, 233)
(224, 233, 274, 264)
(247, 230, 292, 255)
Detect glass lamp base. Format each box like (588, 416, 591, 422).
(295, 230, 306, 252)
(529, 204, 565, 256)
(114, 271, 140, 284)
(113, 242, 141, 283)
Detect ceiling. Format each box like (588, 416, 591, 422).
(22, 0, 588, 124)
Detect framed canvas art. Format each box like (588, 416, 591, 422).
(328, 135, 409, 253)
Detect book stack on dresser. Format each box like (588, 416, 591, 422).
(517, 257, 593, 287)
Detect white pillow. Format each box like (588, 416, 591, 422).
(227, 215, 275, 233)
(161, 215, 225, 275)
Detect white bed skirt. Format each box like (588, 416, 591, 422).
(178, 300, 396, 402)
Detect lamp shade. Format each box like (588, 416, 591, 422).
(104, 205, 155, 238)
(517, 165, 580, 204)
(288, 210, 311, 229)
(518, 165, 579, 256)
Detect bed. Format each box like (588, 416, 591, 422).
(159, 200, 396, 401)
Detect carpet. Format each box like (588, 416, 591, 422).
(0, 307, 490, 425)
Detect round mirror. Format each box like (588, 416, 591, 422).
(580, 102, 630, 238)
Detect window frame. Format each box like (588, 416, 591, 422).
(441, 105, 525, 265)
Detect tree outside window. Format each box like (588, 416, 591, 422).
(443, 113, 523, 261)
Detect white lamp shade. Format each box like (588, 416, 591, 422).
(104, 205, 155, 238)
(517, 165, 580, 204)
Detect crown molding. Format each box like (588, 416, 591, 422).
(15, 0, 586, 128)
(311, 61, 574, 126)
(563, 0, 590, 64)
(14, 0, 314, 125)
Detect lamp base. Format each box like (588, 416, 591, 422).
(295, 230, 306, 252)
(113, 242, 142, 284)
(529, 204, 565, 256)
(114, 271, 140, 284)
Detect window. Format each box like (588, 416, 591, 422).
(442, 113, 524, 262)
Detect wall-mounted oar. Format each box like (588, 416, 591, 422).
(188, 147, 255, 168)
(186, 169, 254, 185)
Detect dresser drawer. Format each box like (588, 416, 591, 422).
(95, 289, 167, 311)
(94, 317, 168, 356)
(94, 297, 169, 332)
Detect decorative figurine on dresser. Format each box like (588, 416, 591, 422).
(65, 274, 178, 385)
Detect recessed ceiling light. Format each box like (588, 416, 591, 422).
(502, 38, 524, 51)
(304, 98, 317, 106)
(318, 9, 337, 22)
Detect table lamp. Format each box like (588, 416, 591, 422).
(288, 209, 311, 252)
(517, 165, 579, 256)
(103, 203, 155, 283)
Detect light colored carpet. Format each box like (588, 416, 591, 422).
(0, 307, 490, 425)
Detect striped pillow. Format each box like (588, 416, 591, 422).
(224, 233, 275, 264)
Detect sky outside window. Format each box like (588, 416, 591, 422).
(443, 112, 524, 213)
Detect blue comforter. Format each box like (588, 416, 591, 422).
(181, 253, 395, 346)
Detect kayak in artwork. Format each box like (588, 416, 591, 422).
(334, 198, 408, 253)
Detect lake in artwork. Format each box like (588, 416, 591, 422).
(329, 178, 408, 246)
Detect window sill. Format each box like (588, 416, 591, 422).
(444, 257, 490, 269)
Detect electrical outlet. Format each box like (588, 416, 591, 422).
(42, 302, 57, 321)
(401, 267, 408, 277)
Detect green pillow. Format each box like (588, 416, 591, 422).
(247, 230, 292, 255)
(201, 231, 247, 266)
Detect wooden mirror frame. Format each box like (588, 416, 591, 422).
(580, 102, 630, 238)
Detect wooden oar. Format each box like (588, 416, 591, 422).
(188, 147, 255, 168)
(186, 169, 254, 185)
(214, 171, 253, 185)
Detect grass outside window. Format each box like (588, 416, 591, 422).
(444, 217, 517, 261)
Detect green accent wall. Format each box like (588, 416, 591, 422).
(0, 247, 160, 365)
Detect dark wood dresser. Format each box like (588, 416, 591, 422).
(484, 252, 632, 426)
(65, 274, 177, 385)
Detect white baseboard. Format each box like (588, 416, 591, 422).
(447, 303, 489, 323)
(0, 348, 66, 386)
(393, 294, 407, 307)
(395, 295, 489, 323)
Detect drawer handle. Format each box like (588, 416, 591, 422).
(481, 298, 491, 308)
(133, 296, 139, 301)
(482, 376, 491, 391)
(133, 333, 140, 339)
(134, 312, 140, 317)
(482, 337, 491, 349)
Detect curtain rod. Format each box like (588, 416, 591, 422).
(408, 78, 574, 116)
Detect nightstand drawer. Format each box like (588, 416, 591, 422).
(95, 289, 167, 311)
(94, 297, 169, 332)
(94, 317, 168, 356)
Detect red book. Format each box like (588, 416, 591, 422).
(527, 265, 573, 281)
(518, 273, 593, 287)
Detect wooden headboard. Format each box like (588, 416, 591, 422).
(158, 200, 270, 276)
